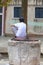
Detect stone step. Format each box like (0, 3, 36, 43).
(40, 62, 43, 65)
(0, 59, 9, 65)
(0, 47, 7, 53)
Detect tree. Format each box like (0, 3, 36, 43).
(0, 0, 11, 6)
(22, 0, 27, 25)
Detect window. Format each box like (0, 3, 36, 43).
(35, 7, 43, 18)
(0, 7, 2, 13)
(14, 7, 22, 18)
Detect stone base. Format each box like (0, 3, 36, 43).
(8, 39, 41, 65)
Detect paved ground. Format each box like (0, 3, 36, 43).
(0, 36, 12, 53)
(0, 36, 12, 47)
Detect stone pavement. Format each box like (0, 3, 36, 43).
(0, 36, 12, 47)
(40, 62, 43, 65)
(0, 60, 9, 65)
(0, 36, 12, 53)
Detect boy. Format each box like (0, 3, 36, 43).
(11, 17, 26, 40)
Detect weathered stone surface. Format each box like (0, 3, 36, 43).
(8, 39, 41, 65)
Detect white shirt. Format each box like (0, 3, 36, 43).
(12, 22, 26, 37)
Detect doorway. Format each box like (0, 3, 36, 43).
(0, 7, 2, 35)
(0, 7, 4, 36)
(0, 15, 2, 35)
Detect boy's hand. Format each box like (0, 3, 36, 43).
(11, 25, 15, 27)
(11, 25, 18, 30)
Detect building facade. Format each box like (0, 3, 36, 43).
(0, 0, 43, 36)
(27, 0, 43, 35)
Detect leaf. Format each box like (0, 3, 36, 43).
(0, 0, 12, 6)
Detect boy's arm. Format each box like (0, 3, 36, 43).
(11, 24, 18, 30)
(11, 24, 16, 27)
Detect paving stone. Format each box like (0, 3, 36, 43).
(0, 59, 9, 65)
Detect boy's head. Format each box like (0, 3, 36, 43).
(19, 17, 24, 22)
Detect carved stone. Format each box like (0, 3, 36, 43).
(8, 39, 41, 65)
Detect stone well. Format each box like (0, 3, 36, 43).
(8, 39, 41, 65)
